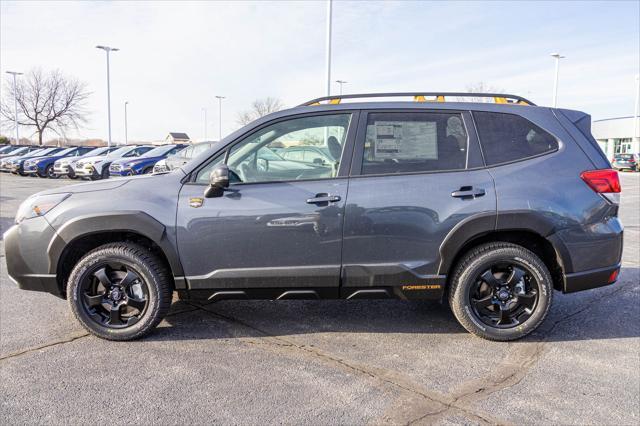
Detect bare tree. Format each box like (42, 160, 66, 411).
(237, 97, 284, 126)
(464, 82, 505, 102)
(1, 68, 90, 145)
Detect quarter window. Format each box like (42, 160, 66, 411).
(361, 112, 468, 175)
(474, 112, 559, 166)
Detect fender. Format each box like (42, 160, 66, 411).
(437, 210, 573, 275)
(47, 210, 185, 280)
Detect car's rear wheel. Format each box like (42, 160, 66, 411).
(448, 242, 552, 341)
(67, 242, 173, 341)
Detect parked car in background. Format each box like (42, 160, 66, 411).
(157, 141, 216, 173)
(74, 145, 154, 180)
(9, 147, 63, 176)
(24, 146, 95, 178)
(611, 153, 638, 172)
(54, 146, 119, 179)
(109, 144, 186, 176)
(280, 145, 335, 166)
(0, 145, 29, 159)
(0, 147, 44, 172)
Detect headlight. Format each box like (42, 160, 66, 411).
(15, 193, 71, 224)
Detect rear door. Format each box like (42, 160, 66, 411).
(342, 109, 496, 292)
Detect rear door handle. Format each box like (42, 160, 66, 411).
(451, 186, 485, 198)
(306, 194, 341, 204)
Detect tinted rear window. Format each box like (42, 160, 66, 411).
(474, 112, 558, 166)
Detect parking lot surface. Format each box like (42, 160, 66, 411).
(1, 173, 638, 425)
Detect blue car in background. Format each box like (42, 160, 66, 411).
(0, 147, 44, 172)
(109, 144, 187, 176)
(9, 147, 64, 176)
(23, 146, 95, 178)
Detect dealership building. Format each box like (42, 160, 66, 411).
(592, 115, 640, 159)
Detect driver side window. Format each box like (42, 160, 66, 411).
(196, 114, 351, 184)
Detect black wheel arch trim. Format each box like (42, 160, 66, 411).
(47, 211, 185, 278)
(437, 210, 573, 276)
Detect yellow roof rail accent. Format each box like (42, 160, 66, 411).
(494, 97, 508, 104)
(329, 98, 341, 104)
(309, 102, 321, 106)
(516, 100, 529, 105)
(436, 95, 445, 102)
(414, 95, 426, 102)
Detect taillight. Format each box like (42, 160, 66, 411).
(580, 169, 621, 193)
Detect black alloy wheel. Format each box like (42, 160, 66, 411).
(449, 242, 552, 341)
(67, 242, 173, 340)
(469, 262, 539, 329)
(46, 165, 58, 179)
(79, 262, 149, 328)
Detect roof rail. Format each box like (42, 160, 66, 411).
(300, 92, 536, 107)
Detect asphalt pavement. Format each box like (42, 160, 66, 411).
(1, 172, 638, 425)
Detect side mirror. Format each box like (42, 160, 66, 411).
(313, 158, 324, 165)
(204, 164, 230, 198)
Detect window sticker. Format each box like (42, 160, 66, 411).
(371, 121, 438, 160)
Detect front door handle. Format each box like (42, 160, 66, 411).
(306, 194, 341, 205)
(451, 186, 485, 199)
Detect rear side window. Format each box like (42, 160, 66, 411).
(474, 112, 558, 166)
(361, 112, 468, 175)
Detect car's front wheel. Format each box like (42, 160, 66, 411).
(67, 242, 173, 341)
(448, 242, 553, 341)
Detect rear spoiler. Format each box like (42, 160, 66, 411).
(556, 109, 610, 168)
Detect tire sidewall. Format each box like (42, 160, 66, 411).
(452, 245, 552, 341)
(67, 247, 164, 340)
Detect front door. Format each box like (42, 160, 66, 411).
(177, 112, 357, 292)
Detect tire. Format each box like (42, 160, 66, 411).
(101, 166, 110, 179)
(67, 242, 173, 341)
(448, 242, 553, 341)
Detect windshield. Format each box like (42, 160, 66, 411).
(31, 148, 57, 156)
(141, 145, 178, 158)
(106, 146, 134, 158)
(83, 147, 109, 156)
(56, 147, 77, 156)
(616, 154, 634, 160)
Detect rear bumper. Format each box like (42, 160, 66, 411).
(563, 263, 621, 293)
(3, 220, 63, 298)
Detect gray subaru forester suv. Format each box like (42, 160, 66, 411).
(4, 93, 623, 341)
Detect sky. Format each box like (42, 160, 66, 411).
(1, 0, 638, 143)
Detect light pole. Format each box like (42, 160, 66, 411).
(215, 96, 225, 140)
(335, 79, 347, 95)
(550, 53, 565, 108)
(124, 101, 129, 145)
(96, 45, 119, 147)
(325, 0, 333, 97)
(202, 108, 208, 140)
(634, 74, 640, 152)
(5, 71, 23, 145)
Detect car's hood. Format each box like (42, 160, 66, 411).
(36, 177, 132, 197)
(22, 155, 50, 163)
(112, 156, 160, 166)
(77, 155, 109, 164)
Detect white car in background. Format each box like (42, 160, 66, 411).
(53, 146, 119, 178)
(74, 145, 154, 180)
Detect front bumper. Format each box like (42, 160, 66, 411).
(54, 164, 71, 176)
(74, 164, 99, 177)
(3, 219, 62, 298)
(23, 164, 40, 174)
